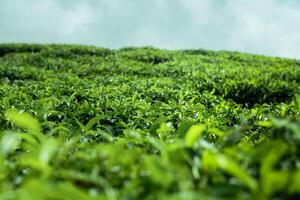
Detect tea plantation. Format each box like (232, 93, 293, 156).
(0, 44, 299, 200)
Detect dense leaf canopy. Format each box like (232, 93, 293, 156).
(0, 44, 299, 199)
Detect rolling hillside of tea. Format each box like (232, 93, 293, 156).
(0, 44, 299, 200)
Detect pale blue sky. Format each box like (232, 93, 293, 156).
(0, 0, 299, 58)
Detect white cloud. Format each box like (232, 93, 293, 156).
(224, 0, 300, 58)
(59, 3, 92, 35)
(0, 0, 299, 58)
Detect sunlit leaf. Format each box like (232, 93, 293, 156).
(185, 124, 205, 147)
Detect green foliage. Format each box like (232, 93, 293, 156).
(0, 43, 299, 199)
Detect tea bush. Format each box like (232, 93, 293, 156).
(0, 44, 299, 200)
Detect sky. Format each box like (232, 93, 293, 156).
(0, 0, 299, 58)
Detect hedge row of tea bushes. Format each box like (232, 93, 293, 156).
(0, 44, 299, 200)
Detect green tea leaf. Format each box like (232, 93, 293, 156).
(185, 124, 205, 147)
